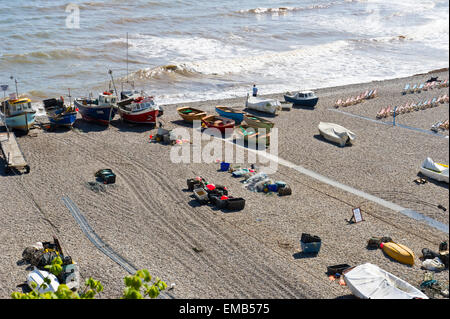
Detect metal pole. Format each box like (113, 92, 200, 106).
(393, 106, 397, 126)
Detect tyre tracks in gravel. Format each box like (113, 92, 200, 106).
(54, 129, 323, 298)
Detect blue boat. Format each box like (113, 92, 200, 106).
(283, 90, 319, 108)
(1, 97, 36, 132)
(43, 97, 77, 127)
(74, 92, 117, 125)
(215, 106, 246, 124)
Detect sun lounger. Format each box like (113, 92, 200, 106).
(402, 84, 409, 95)
(411, 84, 417, 92)
(417, 83, 424, 92)
(431, 97, 437, 106)
(376, 107, 385, 119)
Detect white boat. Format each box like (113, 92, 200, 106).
(27, 268, 60, 294)
(419, 157, 449, 183)
(245, 95, 281, 115)
(318, 122, 355, 147)
(344, 263, 428, 299)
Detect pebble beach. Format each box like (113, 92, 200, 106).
(0, 68, 448, 299)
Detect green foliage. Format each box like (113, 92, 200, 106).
(122, 269, 167, 299)
(11, 256, 165, 299)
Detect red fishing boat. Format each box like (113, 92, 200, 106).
(201, 115, 235, 133)
(117, 94, 159, 124)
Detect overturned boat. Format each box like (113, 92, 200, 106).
(245, 95, 281, 115)
(419, 157, 449, 183)
(318, 122, 355, 147)
(344, 263, 428, 299)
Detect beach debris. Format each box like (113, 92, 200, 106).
(366, 236, 393, 249)
(186, 176, 245, 211)
(414, 177, 427, 184)
(21, 237, 80, 291)
(95, 168, 116, 184)
(192, 247, 203, 253)
(300, 233, 322, 255)
(421, 257, 445, 272)
(420, 272, 448, 299)
(27, 268, 60, 294)
(168, 283, 176, 290)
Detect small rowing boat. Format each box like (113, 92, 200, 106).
(243, 114, 275, 131)
(215, 106, 246, 124)
(177, 107, 207, 123)
(201, 115, 235, 133)
(235, 124, 270, 146)
(419, 157, 449, 183)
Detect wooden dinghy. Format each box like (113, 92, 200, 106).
(177, 107, 207, 123)
(243, 114, 275, 131)
(215, 106, 246, 124)
(235, 124, 270, 146)
(201, 115, 235, 133)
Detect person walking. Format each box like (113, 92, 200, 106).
(252, 84, 258, 97)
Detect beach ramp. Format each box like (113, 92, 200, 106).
(0, 131, 30, 174)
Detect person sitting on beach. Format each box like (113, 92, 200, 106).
(252, 84, 258, 97)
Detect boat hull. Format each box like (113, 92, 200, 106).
(5, 112, 36, 131)
(215, 107, 245, 124)
(344, 263, 428, 299)
(243, 115, 275, 131)
(381, 242, 415, 266)
(177, 107, 207, 123)
(201, 115, 235, 133)
(48, 112, 77, 127)
(246, 97, 281, 115)
(419, 164, 449, 184)
(284, 95, 318, 107)
(118, 108, 159, 124)
(318, 122, 355, 147)
(75, 100, 117, 125)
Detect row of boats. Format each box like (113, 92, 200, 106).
(402, 78, 449, 95)
(333, 89, 377, 108)
(0, 87, 162, 133)
(177, 105, 275, 145)
(376, 94, 449, 119)
(0, 84, 319, 134)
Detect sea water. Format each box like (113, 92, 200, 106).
(0, 0, 448, 105)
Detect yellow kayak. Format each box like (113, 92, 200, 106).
(380, 242, 415, 266)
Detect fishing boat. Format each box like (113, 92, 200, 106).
(318, 122, 355, 147)
(380, 242, 415, 266)
(177, 107, 208, 123)
(215, 106, 246, 124)
(243, 114, 275, 131)
(74, 91, 118, 125)
(284, 90, 319, 108)
(245, 95, 281, 115)
(235, 124, 270, 146)
(1, 97, 36, 132)
(43, 97, 77, 127)
(344, 263, 428, 299)
(201, 115, 235, 133)
(118, 94, 159, 124)
(419, 157, 449, 183)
